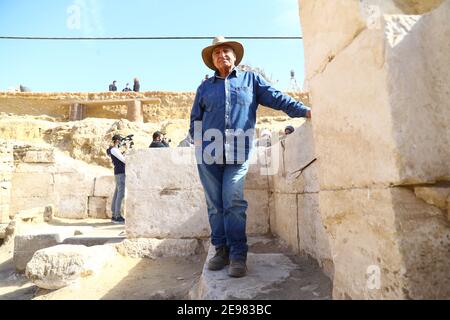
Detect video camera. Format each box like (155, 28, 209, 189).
(118, 134, 135, 149)
(162, 136, 171, 144)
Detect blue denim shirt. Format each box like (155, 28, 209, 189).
(189, 68, 310, 163)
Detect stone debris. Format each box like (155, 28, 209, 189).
(25, 244, 117, 290)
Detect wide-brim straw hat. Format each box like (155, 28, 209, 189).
(202, 36, 244, 71)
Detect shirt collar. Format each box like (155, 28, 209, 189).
(213, 67, 240, 82)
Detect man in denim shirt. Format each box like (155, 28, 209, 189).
(189, 36, 311, 278)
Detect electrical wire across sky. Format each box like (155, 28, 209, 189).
(0, 36, 302, 41)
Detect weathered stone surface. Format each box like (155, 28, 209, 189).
(116, 238, 201, 258)
(25, 244, 117, 289)
(15, 206, 46, 223)
(126, 189, 209, 238)
(307, 2, 450, 189)
(62, 236, 125, 247)
(299, 0, 366, 81)
(14, 233, 72, 271)
(10, 151, 109, 219)
(0, 223, 7, 239)
(245, 189, 270, 236)
(53, 172, 94, 196)
(10, 197, 55, 219)
(126, 148, 270, 238)
(127, 148, 202, 191)
(299, 0, 444, 82)
(319, 187, 450, 299)
(266, 123, 319, 195)
(191, 245, 298, 300)
(414, 186, 450, 210)
(55, 195, 88, 219)
(245, 147, 270, 190)
(0, 142, 13, 223)
(269, 193, 299, 253)
(11, 172, 54, 198)
(93, 175, 115, 197)
(88, 196, 107, 219)
(23, 149, 55, 163)
(298, 194, 333, 277)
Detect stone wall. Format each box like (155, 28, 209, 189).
(0, 91, 309, 123)
(0, 141, 14, 223)
(267, 123, 333, 278)
(10, 145, 112, 219)
(299, 0, 450, 299)
(125, 147, 270, 239)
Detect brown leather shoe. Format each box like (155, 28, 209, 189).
(207, 246, 230, 271)
(228, 260, 247, 278)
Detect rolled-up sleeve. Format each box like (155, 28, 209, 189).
(189, 86, 204, 139)
(254, 74, 310, 118)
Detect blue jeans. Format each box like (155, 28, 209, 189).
(197, 161, 250, 262)
(111, 173, 125, 219)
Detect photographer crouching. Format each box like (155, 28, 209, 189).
(149, 131, 170, 148)
(106, 134, 129, 223)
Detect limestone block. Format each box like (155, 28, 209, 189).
(10, 197, 56, 218)
(383, 5, 450, 184)
(116, 238, 201, 258)
(283, 123, 319, 192)
(245, 147, 270, 190)
(270, 193, 299, 253)
(55, 195, 88, 219)
(126, 189, 209, 238)
(319, 187, 450, 299)
(310, 8, 450, 189)
(105, 197, 112, 219)
(268, 145, 319, 195)
(299, 0, 444, 80)
(14, 233, 71, 271)
(0, 204, 9, 224)
(245, 189, 270, 236)
(53, 172, 94, 196)
(11, 172, 54, 198)
(191, 246, 298, 300)
(298, 194, 332, 270)
(126, 148, 202, 192)
(15, 206, 46, 223)
(88, 196, 107, 219)
(299, 0, 366, 81)
(25, 244, 117, 289)
(414, 186, 450, 210)
(93, 175, 115, 197)
(23, 150, 55, 163)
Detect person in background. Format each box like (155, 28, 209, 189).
(133, 77, 140, 92)
(109, 80, 117, 92)
(106, 134, 127, 223)
(122, 83, 132, 92)
(149, 131, 170, 148)
(284, 125, 295, 135)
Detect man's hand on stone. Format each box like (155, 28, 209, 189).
(306, 110, 312, 119)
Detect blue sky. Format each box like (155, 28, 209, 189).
(0, 0, 305, 92)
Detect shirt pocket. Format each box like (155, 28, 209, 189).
(232, 86, 253, 107)
(202, 92, 218, 112)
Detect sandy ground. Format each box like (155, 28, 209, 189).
(0, 219, 206, 300)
